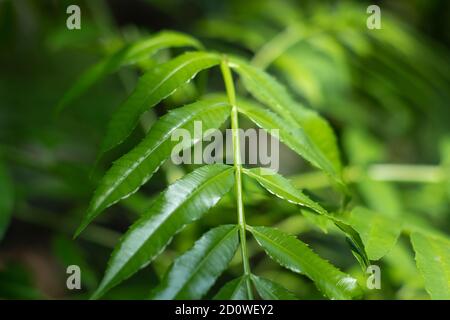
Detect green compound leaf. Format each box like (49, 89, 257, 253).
(76, 98, 230, 236)
(100, 51, 221, 154)
(91, 164, 234, 299)
(150, 225, 239, 299)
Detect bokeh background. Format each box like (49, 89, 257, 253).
(0, 0, 449, 299)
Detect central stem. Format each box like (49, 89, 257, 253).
(220, 58, 253, 299)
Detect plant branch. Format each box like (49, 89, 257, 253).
(221, 58, 253, 299)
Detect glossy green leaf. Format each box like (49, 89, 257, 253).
(411, 232, 450, 299)
(248, 225, 362, 300)
(213, 276, 250, 300)
(101, 51, 221, 154)
(57, 31, 202, 112)
(229, 58, 341, 181)
(236, 98, 324, 173)
(251, 275, 297, 300)
(75, 99, 230, 236)
(150, 225, 239, 299)
(345, 207, 402, 261)
(91, 164, 234, 299)
(0, 162, 13, 241)
(242, 167, 327, 215)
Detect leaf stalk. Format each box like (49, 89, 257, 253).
(220, 58, 253, 299)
